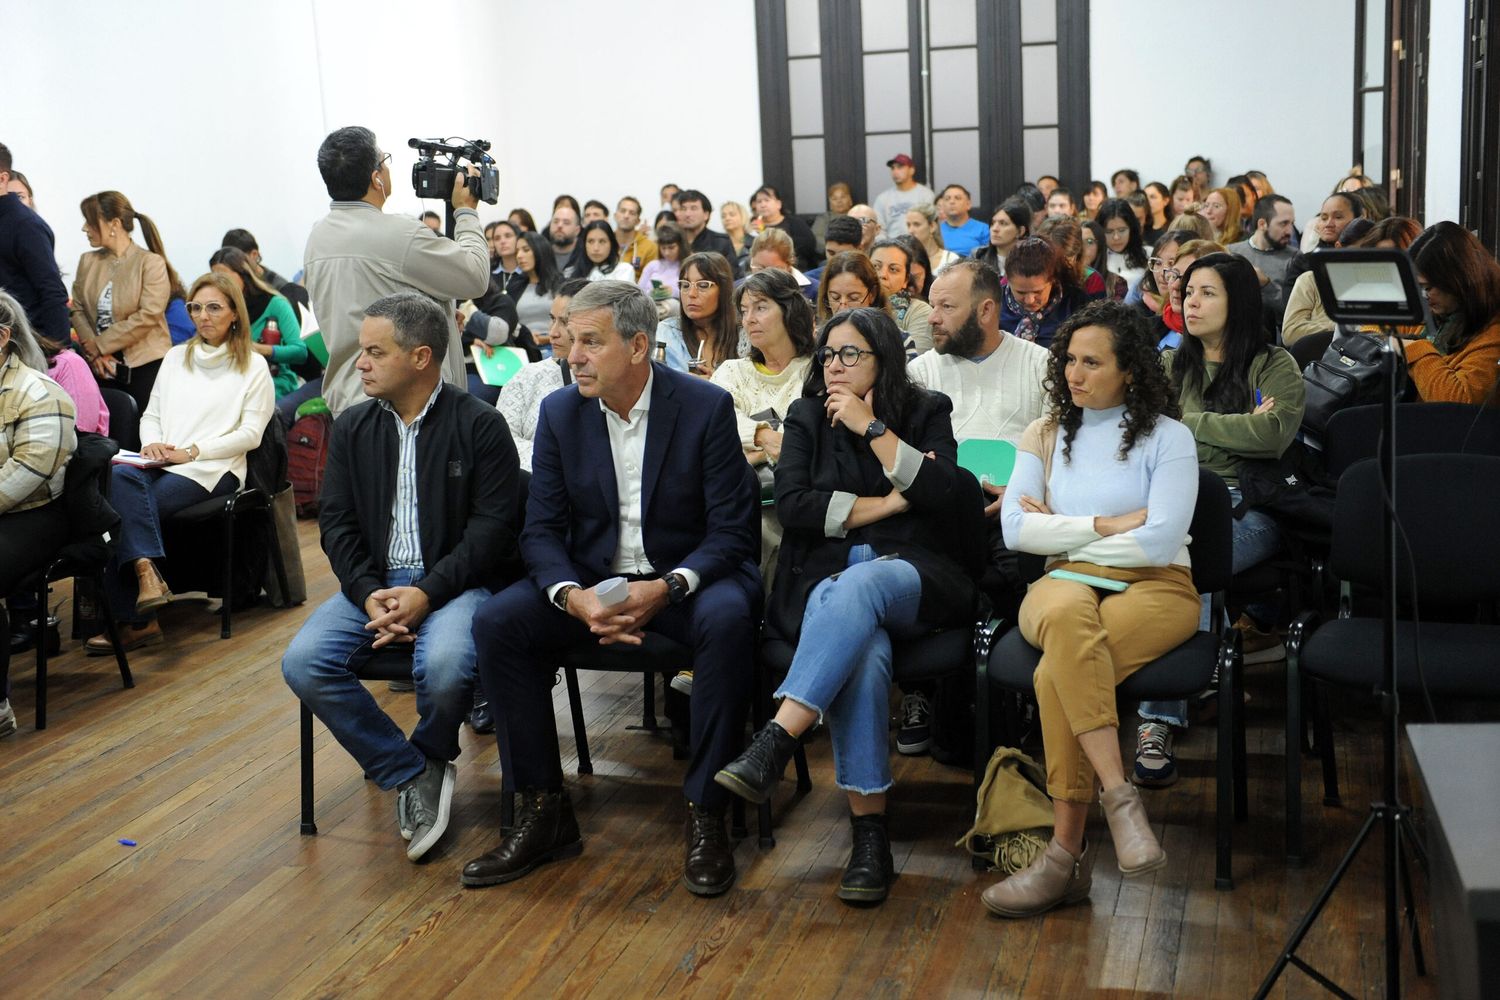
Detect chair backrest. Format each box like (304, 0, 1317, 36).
(244, 415, 288, 496)
(1331, 454, 1500, 605)
(1325, 402, 1500, 478)
(1288, 330, 1334, 371)
(100, 388, 139, 451)
(62, 430, 122, 539)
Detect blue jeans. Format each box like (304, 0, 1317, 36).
(1140, 486, 1283, 728)
(281, 568, 490, 789)
(775, 546, 923, 795)
(106, 465, 238, 624)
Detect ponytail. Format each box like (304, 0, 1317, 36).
(134, 211, 186, 300)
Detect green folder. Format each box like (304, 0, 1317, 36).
(470, 344, 529, 386)
(957, 438, 1017, 488)
(301, 328, 328, 366)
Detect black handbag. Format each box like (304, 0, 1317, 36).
(1300, 333, 1407, 437)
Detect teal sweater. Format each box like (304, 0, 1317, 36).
(250, 294, 307, 398)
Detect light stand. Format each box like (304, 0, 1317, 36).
(1254, 250, 1433, 999)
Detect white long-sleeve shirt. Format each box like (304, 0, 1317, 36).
(140, 343, 274, 492)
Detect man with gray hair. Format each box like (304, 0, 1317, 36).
(466, 280, 761, 898)
(281, 291, 523, 863)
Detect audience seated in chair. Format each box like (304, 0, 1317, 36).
(1396, 221, 1500, 404)
(466, 280, 760, 898)
(497, 279, 586, 472)
(715, 306, 984, 905)
(280, 291, 522, 863)
(0, 294, 77, 737)
(983, 300, 1198, 918)
(94, 272, 274, 655)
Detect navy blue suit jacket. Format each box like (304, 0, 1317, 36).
(521, 362, 760, 595)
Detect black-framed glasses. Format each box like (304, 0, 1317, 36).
(815, 345, 876, 367)
(377, 152, 392, 170)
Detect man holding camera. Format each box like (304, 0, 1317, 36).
(304, 126, 491, 417)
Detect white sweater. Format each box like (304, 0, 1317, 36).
(709, 355, 813, 451)
(908, 333, 1049, 444)
(140, 342, 275, 492)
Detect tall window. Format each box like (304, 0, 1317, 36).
(755, 0, 1090, 214)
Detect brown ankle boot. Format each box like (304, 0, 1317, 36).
(85, 619, 164, 656)
(981, 837, 1092, 918)
(1100, 782, 1166, 877)
(134, 559, 172, 615)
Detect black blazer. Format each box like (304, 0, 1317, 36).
(319, 384, 522, 611)
(768, 389, 985, 643)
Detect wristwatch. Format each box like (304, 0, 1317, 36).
(553, 584, 577, 612)
(863, 418, 888, 441)
(664, 572, 690, 605)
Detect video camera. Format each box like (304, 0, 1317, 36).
(408, 137, 499, 204)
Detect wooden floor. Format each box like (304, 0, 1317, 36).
(0, 519, 1440, 999)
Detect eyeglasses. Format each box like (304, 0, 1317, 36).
(1160, 267, 1183, 283)
(1185, 166, 1207, 175)
(185, 302, 229, 317)
(377, 152, 392, 169)
(815, 345, 876, 367)
(826, 290, 868, 308)
(678, 280, 716, 294)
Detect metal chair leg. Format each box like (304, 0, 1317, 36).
(300, 703, 317, 835)
(34, 578, 48, 730)
(730, 798, 747, 839)
(1286, 631, 1304, 863)
(220, 508, 235, 639)
(1313, 683, 1340, 806)
(95, 574, 135, 689)
(1214, 637, 1236, 891)
(564, 666, 592, 775)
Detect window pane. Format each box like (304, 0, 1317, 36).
(863, 52, 912, 133)
(793, 138, 828, 215)
(867, 134, 913, 207)
(1361, 91, 1385, 179)
(928, 0, 977, 47)
(932, 129, 981, 205)
(1022, 45, 1058, 124)
(1020, 0, 1056, 43)
(1024, 127, 1060, 180)
(929, 47, 978, 130)
(786, 0, 820, 57)
(789, 58, 824, 137)
(1362, 0, 1387, 87)
(862, 0, 909, 50)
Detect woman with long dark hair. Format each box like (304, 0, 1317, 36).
(567, 219, 635, 283)
(514, 231, 563, 354)
(714, 306, 983, 905)
(975, 198, 1031, 272)
(1133, 253, 1304, 787)
(1143, 181, 1174, 244)
(984, 300, 1197, 917)
(870, 239, 933, 358)
(208, 247, 307, 398)
(1401, 221, 1500, 403)
(815, 251, 891, 325)
(999, 237, 1090, 349)
(1096, 198, 1149, 294)
(657, 251, 742, 375)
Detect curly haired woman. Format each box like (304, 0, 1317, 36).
(986, 299, 1199, 918)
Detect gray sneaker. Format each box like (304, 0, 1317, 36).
(401, 759, 456, 861)
(0, 699, 15, 739)
(395, 786, 414, 842)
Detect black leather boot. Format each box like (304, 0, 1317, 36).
(713, 721, 800, 804)
(838, 812, 894, 904)
(460, 789, 582, 887)
(683, 803, 736, 896)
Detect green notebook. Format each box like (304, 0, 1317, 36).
(301, 329, 329, 366)
(957, 438, 1018, 488)
(470, 344, 529, 386)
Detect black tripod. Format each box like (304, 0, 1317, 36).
(1255, 337, 1427, 999)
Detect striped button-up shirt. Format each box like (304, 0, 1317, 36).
(0, 351, 76, 515)
(381, 381, 443, 572)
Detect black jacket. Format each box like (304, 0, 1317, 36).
(0, 195, 70, 343)
(319, 384, 522, 611)
(771, 216, 819, 272)
(687, 228, 743, 278)
(767, 390, 985, 643)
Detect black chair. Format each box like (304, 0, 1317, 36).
(1324, 401, 1500, 478)
(1283, 454, 1500, 862)
(15, 432, 134, 729)
(164, 419, 290, 638)
(974, 467, 1248, 890)
(1288, 330, 1334, 371)
(100, 388, 140, 452)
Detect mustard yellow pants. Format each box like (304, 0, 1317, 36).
(1018, 561, 1200, 802)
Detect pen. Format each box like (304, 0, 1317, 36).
(1255, 389, 1263, 406)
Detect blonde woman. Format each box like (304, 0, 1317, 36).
(905, 202, 960, 272)
(93, 272, 274, 654)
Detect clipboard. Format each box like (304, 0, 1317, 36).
(470, 344, 529, 386)
(957, 438, 1018, 488)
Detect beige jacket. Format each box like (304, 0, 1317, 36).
(70, 243, 173, 369)
(303, 202, 490, 416)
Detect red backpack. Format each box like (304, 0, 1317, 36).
(287, 412, 332, 517)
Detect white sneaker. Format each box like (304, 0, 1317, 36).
(0, 699, 15, 739)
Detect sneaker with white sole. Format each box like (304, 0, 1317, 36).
(400, 759, 456, 861)
(670, 671, 693, 696)
(896, 692, 933, 755)
(1132, 722, 1178, 788)
(1234, 614, 1287, 665)
(0, 699, 15, 739)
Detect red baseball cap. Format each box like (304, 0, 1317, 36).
(886, 154, 914, 168)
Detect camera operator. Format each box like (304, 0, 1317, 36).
(304, 126, 490, 417)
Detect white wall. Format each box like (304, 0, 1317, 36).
(4, 0, 762, 289)
(1423, 0, 1465, 223)
(1089, 0, 1356, 224)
